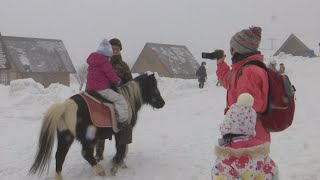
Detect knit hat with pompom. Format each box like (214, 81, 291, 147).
(97, 39, 113, 57)
(230, 26, 262, 54)
(220, 93, 257, 137)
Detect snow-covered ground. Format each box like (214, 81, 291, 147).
(1, 55, 320, 180)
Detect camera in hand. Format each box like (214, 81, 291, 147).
(202, 50, 224, 60)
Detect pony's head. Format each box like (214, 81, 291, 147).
(134, 73, 165, 109)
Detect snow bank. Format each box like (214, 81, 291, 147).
(5, 78, 77, 120)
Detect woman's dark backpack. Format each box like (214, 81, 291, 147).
(238, 60, 296, 132)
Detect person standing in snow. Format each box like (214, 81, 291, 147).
(215, 26, 271, 143)
(95, 38, 133, 161)
(267, 60, 277, 72)
(86, 39, 130, 131)
(212, 93, 279, 179)
(196, 61, 207, 88)
(279, 63, 285, 74)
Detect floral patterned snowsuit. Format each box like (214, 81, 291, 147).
(212, 139, 279, 180)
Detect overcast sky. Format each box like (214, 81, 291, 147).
(1, 0, 319, 68)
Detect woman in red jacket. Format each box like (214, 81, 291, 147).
(216, 26, 270, 142)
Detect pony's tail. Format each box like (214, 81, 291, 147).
(29, 102, 67, 175)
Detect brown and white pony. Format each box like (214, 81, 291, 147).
(29, 73, 165, 180)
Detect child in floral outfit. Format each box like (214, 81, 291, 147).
(212, 93, 279, 180)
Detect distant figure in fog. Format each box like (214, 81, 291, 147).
(196, 62, 207, 88)
(279, 63, 285, 74)
(268, 60, 277, 72)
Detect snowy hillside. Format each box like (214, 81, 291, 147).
(0, 55, 320, 180)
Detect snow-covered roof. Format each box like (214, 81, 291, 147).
(1, 35, 76, 73)
(146, 43, 200, 75)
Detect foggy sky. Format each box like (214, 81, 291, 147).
(1, 0, 319, 68)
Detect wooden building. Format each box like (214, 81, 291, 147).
(0, 33, 76, 87)
(131, 43, 200, 79)
(274, 34, 311, 57)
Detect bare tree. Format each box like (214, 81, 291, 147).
(74, 64, 88, 91)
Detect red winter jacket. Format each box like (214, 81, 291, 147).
(86, 52, 119, 91)
(216, 54, 270, 142)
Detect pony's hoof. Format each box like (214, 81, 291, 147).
(111, 166, 118, 176)
(55, 172, 63, 180)
(121, 163, 128, 169)
(93, 164, 106, 176)
(98, 170, 106, 176)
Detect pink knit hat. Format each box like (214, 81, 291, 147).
(220, 93, 256, 137)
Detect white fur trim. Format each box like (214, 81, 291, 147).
(214, 143, 270, 159)
(236, 93, 254, 107)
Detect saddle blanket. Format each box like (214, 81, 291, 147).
(79, 93, 115, 128)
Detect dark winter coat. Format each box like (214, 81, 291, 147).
(110, 55, 133, 84)
(197, 66, 207, 82)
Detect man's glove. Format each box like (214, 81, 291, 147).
(215, 49, 226, 64)
(115, 79, 122, 87)
(112, 79, 122, 87)
(111, 79, 122, 90)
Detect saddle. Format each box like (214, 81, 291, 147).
(79, 90, 132, 134)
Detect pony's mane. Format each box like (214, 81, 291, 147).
(117, 81, 143, 123)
